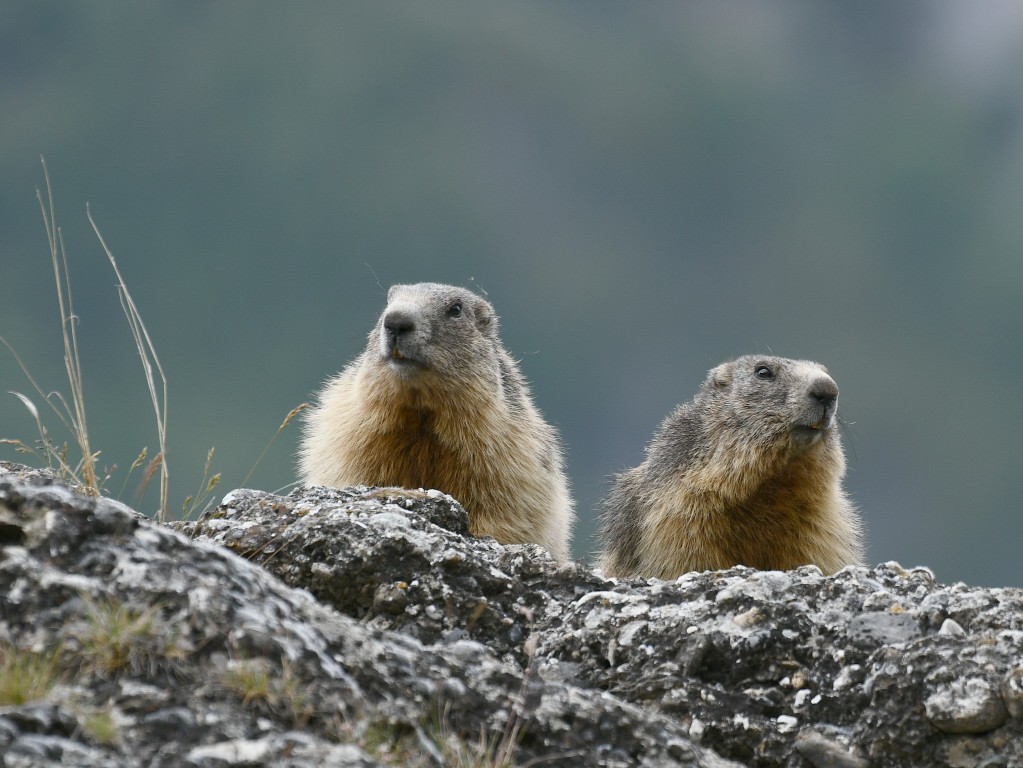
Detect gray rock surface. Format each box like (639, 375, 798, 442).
(0, 463, 732, 767)
(3, 460, 1023, 766)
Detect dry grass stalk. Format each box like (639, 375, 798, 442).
(240, 402, 309, 488)
(87, 204, 170, 520)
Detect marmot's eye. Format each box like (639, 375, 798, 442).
(755, 365, 774, 380)
(447, 302, 463, 318)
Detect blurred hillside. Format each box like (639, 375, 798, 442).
(2, 2, 1022, 586)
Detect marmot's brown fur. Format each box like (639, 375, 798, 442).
(598, 356, 864, 579)
(299, 282, 574, 560)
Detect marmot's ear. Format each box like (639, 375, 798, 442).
(475, 299, 497, 335)
(386, 285, 400, 302)
(708, 363, 732, 390)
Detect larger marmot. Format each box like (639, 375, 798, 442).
(598, 355, 864, 579)
(299, 282, 574, 561)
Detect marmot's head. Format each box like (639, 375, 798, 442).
(700, 355, 840, 449)
(369, 282, 500, 384)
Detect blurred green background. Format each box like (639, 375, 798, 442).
(2, 3, 1022, 586)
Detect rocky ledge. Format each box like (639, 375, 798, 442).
(1, 461, 1021, 767)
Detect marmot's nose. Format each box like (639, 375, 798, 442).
(809, 377, 839, 408)
(383, 310, 415, 338)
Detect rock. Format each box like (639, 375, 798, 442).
(176, 484, 608, 662)
(848, 610, 921, 646)
(925, 676, 1007, 734)
(4, 460, 1023, 766)
(1003, 666, 1023, 719)
(939, 618, 967, 637)
(0, 462, 732, 768)
(793, 730, 869, 768)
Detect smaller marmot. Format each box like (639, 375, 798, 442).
(598, 355, 864, 579)
(299, 282, 574, 560)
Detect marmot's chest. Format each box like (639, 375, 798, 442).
(713, 463, 832, 558)
(361, 407, 486, 492)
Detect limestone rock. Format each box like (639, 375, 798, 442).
(4, 461, 1023, 766)
(0, 463, 731, 767)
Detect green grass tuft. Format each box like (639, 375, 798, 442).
(68, 594, 186, 678)
(216, 656, 314, 726)
(0, 641, 64, 706)
(79, 706, 121, 746)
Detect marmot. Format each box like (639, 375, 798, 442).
(598, 355, 864, 579)
(299, 282, 574, 560)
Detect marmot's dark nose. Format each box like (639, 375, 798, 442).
(383, 310, 415, 338)
(809, 377, 839, 408)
